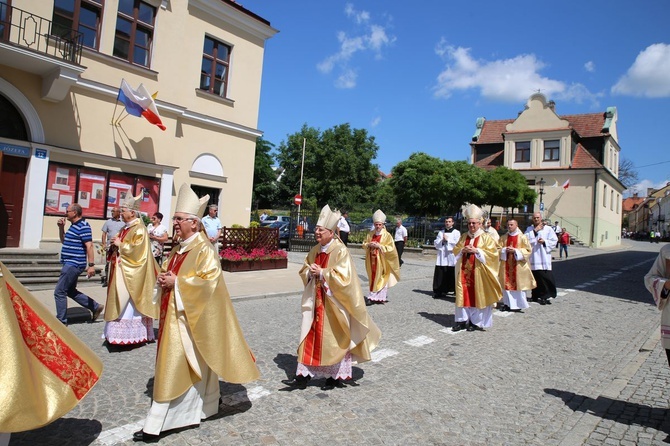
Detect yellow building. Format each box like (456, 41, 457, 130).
(471, 93, 625, 248)
(0, 0, 276, 248)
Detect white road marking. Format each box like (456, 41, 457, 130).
(404, 335, 435, 347)
(371, 348, 399, 362)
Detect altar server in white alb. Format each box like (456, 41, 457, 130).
(432, 216, 460, 299)
(525, 212, 558, 306)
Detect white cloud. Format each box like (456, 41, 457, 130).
(584, 61, 595, 72)
(627, 178, 670, 197)
(612, 43, 670, 97)
(317, 4, 395, 88)
(370, 116, 381, 127)
(433, 41, 600, 106)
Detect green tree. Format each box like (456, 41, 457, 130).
(252, 137, 278, 209)
(390, 153, 487, 216)
(480, 167, 537, 214)
(275, 124, 379, 209)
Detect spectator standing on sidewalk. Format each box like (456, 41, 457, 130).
(451, 204, 502, 332)
(432, 216, 460, 298)
(201, 204, 222, 248)
(282, 205, 380, 391)
(525, 212, 558, 305)
(336, 211, 351, 246)
(644, 244, 670, 366)
(102, 194, 158, 346)
(134, 184, 259, 442)
(498, 219, 535, 312)
(394, 218, 408, 266)
(100, 207, 124, 287)
(559, 230, 570, 259)
(362, 209, 400, 305)
(147, 212, 168, 265)
(54, 203, 104, 325)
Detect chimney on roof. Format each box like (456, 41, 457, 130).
(648, 188, 655, 196)
(548, 100, 555, 111)
(633, 193, 638, 198)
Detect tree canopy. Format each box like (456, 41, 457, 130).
(275, 124, 379, 210)
(252, 137, 277, 209)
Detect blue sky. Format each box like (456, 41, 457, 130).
(241, 1, 670, 197)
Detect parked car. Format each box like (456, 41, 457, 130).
(265, 221, 290, 247)
(353, 217, 394, 233)
(402, 216, 434, 244)
(430, 216, 450, 233)
(260, 215, 291, 227)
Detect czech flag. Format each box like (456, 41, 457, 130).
(117, 79, 166, 131)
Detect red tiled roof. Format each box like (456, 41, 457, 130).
(474, 150, 504, 170)
(622, 197, 645, 213)
(571, 144, 602, 169)
(474, 113, 607, 144)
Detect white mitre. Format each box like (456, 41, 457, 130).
(372, 209, 386, 223)
(463, 204, 484, 221)
(174, 183, 209, 217)
(121, 193, 143, 211)
(316, 204, 341, 231)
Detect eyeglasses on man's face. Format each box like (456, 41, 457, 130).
(172, 216, 195, 222)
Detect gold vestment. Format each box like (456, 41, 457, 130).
(499, 232, 537, 291)
(454, 231, 502, 309)
(362, 229, 400, 292)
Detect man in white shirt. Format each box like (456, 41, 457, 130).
(201, 204, 222, 248)
(525, 212, 558, 305)
(432, 216, 460, 298)
(394, 219, 408, 266)
(336, 211, 351, 246)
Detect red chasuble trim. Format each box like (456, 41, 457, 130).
(302, 251, 329, 366)
(6, 283, 100, 400)
(460, 235, 479, 307)
(504, 235, 519, 290)
(369, 234, 381, 291)
(157, 252, 187, 352)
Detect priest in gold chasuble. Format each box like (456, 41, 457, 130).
(283, 205, 381, 391)
(362, 209, 400, 305)
(135, 185, 259, 443)
(452, 204, 502, 332)
(0, 263, 102, 444)
(498, 219, 536, 312)
(103, 193, 158, 345)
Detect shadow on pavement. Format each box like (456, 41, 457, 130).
(417, 311, 455, 329)
(545, 388, 670, 442)
(10, 417, 102, 445)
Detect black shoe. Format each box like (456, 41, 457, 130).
(101, 282, 107, 288)
(544, 298, 552, 305)
(451, 322, 467, 332)
(281, 375, 310, 389)
(433, 293, 444, 299)
(467, 322, 485, 332)
(321, 377, 345, 391)
(133, 430, 160, 443)
(365, 298, 372, 306)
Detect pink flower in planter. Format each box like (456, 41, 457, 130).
(220, 246, 287, 261)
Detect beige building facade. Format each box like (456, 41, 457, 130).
(471, 93, 625, 248)
(0, 0, 276, 249)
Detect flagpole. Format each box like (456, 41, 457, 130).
(298, 137, 306, 214)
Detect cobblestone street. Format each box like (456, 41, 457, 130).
(7, 241, 670, 445)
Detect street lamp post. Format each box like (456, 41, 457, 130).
(538, 177, 546, 213)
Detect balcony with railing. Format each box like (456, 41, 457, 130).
(0, 1, 86, 101)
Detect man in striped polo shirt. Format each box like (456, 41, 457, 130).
(55, 203, 104, 325)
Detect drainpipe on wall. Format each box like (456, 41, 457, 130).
(590, 170, 599, 247)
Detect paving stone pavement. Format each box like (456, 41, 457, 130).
(7, 242, 670, 445)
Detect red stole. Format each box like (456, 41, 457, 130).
(157, 251, 187, 353)
(460, 235, 479, 307)
(369, 234, 381, 291)
(302, 251, 330, 366)
(504, 234, 519, 290)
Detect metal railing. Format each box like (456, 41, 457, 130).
(0, 1, 83, 64)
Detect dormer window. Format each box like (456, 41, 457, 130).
(543, 140, 560, 161)
(515, 141, 530, 162)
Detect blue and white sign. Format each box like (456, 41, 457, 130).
(35, 148, 47, 159)
(0, 143, 30, 158)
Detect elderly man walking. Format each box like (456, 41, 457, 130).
(525, 212, 558, 305)
(452, 205, 502, 332)
(498, 219, 536, 312)
(362, 209, 400, 305)
(282, 205, 381, 391)
(134, 185, 259, 442)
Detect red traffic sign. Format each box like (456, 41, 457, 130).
(294, 194, 302, 205)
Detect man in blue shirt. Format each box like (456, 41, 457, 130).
(55, 203, 104, 324)
(201, 204, 222, 247)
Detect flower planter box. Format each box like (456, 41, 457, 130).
(221, 257, 288, 272)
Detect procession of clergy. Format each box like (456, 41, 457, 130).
(0, 184, 558, 443)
